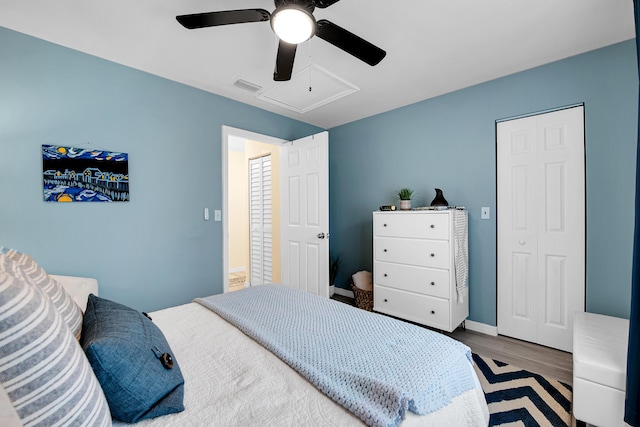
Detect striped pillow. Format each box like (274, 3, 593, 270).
(0, 255, 111, 426)
(0, 247, 83, 339)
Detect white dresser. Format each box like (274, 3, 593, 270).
(372, 210, 469, 332)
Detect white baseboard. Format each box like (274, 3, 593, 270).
(229, 267, 246, 274)
(332, 288, 498, 337)
(333, 287, 354, 299)
(464, 320, 498, 336)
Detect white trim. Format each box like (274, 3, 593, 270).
(229, 267, 246, 274)
(464, 320, 498, 336)
(330, 286, 499, 337)
(495, 102, 584, 123)
(333, 287, 354, 299)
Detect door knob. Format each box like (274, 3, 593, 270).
(317, 232, 329, 239)
(518, 240, 525, 245)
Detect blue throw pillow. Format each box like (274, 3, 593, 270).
(81, 294, 185, 423)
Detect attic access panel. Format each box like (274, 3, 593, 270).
(258, 64, 358, 114)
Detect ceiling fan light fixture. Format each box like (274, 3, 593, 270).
(271, 5, 316, 45)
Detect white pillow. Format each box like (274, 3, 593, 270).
(50, 275, 99, 313)
(0, 254, 111, 426)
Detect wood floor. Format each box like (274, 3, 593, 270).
(331, 294, 573, 385)
(448, 326, 573, 385)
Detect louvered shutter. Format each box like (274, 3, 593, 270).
(249, 155, 272, 285)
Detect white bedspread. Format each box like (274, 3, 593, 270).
(114, 302, 489, 427)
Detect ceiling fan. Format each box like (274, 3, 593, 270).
(176, 0, 386, 81)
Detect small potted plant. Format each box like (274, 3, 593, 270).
(397, 188, 414, 210)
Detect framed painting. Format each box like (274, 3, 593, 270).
(42, 145, 129, 202)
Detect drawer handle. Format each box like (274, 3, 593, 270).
(430, 253, 435, 257)
(384, 249, 388, 252)
(430, 281, 435, 286)
(430, 310, 435, 314)
(384, 273, 388, 277)
(383, 223, 387, 227)
(430, 224, 435, 229)
(384, 299, 388, 302)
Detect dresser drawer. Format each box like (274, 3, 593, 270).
(375, 238, 450, 269)
(374, 262, 450, 299)
(374, 286, 450, 330)
(374, 212, 449, 240)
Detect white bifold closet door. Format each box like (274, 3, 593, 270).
(249, 154, 273, 286)
(497, 105, 585, 353)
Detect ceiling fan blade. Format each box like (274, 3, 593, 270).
(315, 19, 386, 66)
(313, 0, 341, 8)
(176, 9, 270, 29)
(273, 40, 297, 81)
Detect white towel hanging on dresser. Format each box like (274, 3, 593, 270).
(453, 210, 469, 303)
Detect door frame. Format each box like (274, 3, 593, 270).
(222, 126, 287, 293)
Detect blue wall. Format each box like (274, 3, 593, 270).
(328, 40, 638, 325)
(0, 27, 321, 311)
(2, 24, 637, 324)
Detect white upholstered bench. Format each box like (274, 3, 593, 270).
(573, 312, 629, 427)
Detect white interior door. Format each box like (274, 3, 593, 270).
(497, 106, 585, 352)
(249, 154, 272, 286)
(281, 132, 329, 297)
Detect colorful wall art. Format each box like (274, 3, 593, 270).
(42, 145, 129, 202)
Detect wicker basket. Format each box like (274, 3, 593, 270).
(352, 285, 373, 311)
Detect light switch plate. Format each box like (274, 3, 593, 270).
(481, 207, 490, 219)
(214, 210, 221, 222)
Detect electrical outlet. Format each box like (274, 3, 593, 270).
(481, 207, 490, 219)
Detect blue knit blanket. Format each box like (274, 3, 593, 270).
(195, 285, 476, 427)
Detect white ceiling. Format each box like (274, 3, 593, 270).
(0, 0, 635, 129)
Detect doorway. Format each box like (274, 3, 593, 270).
(496, 105, 585, 353)
(223, 127, 287, 293)
(222, 127, 330, 297)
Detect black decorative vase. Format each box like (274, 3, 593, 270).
(430, 188, 449, 206)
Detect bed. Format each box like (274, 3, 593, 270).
(0, 250, 489, 427)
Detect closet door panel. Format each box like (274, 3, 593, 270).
(497, 106, 585, 353)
